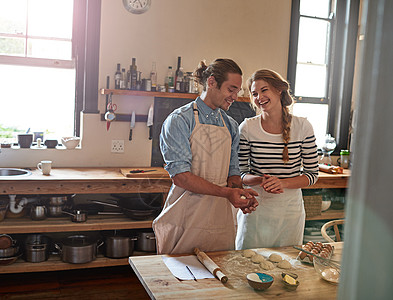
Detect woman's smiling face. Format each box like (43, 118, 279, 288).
(250, 79, 282, 112)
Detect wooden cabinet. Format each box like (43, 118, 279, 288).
(0, 168, 171, 274)
(0, 167, 348, 273)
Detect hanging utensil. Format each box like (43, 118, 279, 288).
(105, 93, 117, 131)
(147, 104, 154, 140)
(129, 111, 135, 141)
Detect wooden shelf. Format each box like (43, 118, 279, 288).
(306, 209, 345, 221)
(0, 215, 154, 234)
(0, 252, 152, 274)
(100, 88, 251, 102)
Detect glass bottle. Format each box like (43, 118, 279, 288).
(150, 62, 157, 92)
(130, 58, 137, 90)
(120, 68, 126, 89)
(114, 63, 121, 89)
(165, 66, 174, 92)
(175, 66, 185, 92)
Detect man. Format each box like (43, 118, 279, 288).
(153, 58, 258, 254)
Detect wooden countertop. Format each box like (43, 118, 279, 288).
(0, 167, 172, 194)
(129, 242, 343, 300)
(0, 167, 349, 194)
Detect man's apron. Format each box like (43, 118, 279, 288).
(153, 103, 236, 254)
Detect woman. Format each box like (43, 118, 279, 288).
(236, 69, 319, 249)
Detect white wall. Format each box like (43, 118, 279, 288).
(0, 0, 291, 168)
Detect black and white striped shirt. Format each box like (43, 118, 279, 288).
(239, 115, 319, 185)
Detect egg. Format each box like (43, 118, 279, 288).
(298, 250, 307, 260)
(306, 241, 314, 247)
(313, 245, 322, 253)
(315, 242, 323, 248)
(320, 251, 329, 258)
(303, 244, 312, 251)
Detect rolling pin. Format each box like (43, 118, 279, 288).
(194, 248, 228, 283)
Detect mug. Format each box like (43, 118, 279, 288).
(37, 160, 52, 175)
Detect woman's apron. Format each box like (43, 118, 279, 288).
(153, 103, 236, 254)
(236, 186, 305, 249)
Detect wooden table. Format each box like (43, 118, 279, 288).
(129, 243, 343, 299)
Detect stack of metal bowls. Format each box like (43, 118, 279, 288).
(0, 234, 20, 265)
(47, 195, 68, 217)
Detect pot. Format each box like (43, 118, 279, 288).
(62, 210, 87, 222)
(47, 205, 65, 217)
(55, 235, 103, 264)
(136, 231, 156, 252)
(102, 231, 137, 258)
(30, 205, 47, 220)
(24, 234, 51, 263)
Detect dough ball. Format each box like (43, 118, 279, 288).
(251, 254, 265, 264)
(277, 259, 292, 269)
(242, 249, 256, 258)
(260, 260, 275, 270)
(269, 253, 282, 263)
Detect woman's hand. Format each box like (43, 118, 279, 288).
(260, 174, 284, 194)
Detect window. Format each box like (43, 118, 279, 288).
(0, 0, 100, 144)
(287, 0, 359, 153)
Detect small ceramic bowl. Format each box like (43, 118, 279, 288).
(246, 272, 274, 291)
(281, 272, 300, 291)
(61, 137, 80, 149)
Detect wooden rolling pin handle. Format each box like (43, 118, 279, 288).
(194, 248, 228, 283)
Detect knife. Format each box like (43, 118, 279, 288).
(147, 104, 154, 140)
(129, 111, 135, 141)
(129, 169, 157, 173)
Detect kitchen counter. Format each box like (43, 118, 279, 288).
(129, 242, 343, 299)
(0, 167, 172, 195)
(0, 167, 350, 195)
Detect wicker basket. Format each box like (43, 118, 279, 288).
(303, 195, 322, 217)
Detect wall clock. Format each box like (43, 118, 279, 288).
(123, 0, 151, 14)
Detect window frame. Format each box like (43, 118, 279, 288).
(0, 0, 100, 137)
(287, 0, 360, 154)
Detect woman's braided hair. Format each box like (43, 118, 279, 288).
(247, 69, 293, 163)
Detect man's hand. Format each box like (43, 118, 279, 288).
(227, 188, 258, 214)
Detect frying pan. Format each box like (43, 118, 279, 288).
(109, 193, 163, 211)
(88, 200, 159, 221)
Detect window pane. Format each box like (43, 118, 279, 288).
(297, 17, 330, 65)
(27, 39, 72, 59)
(0, 37, 25, 56)
(0, 0, 27, 35)
(292, 103, 328, 148)
(300, 0, 330, 18)
(28, 0, 73, 39)
(294, 63, 327, 98)
(0, 64, 75, 141)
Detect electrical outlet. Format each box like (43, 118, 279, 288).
(111, 140, 124, 153)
